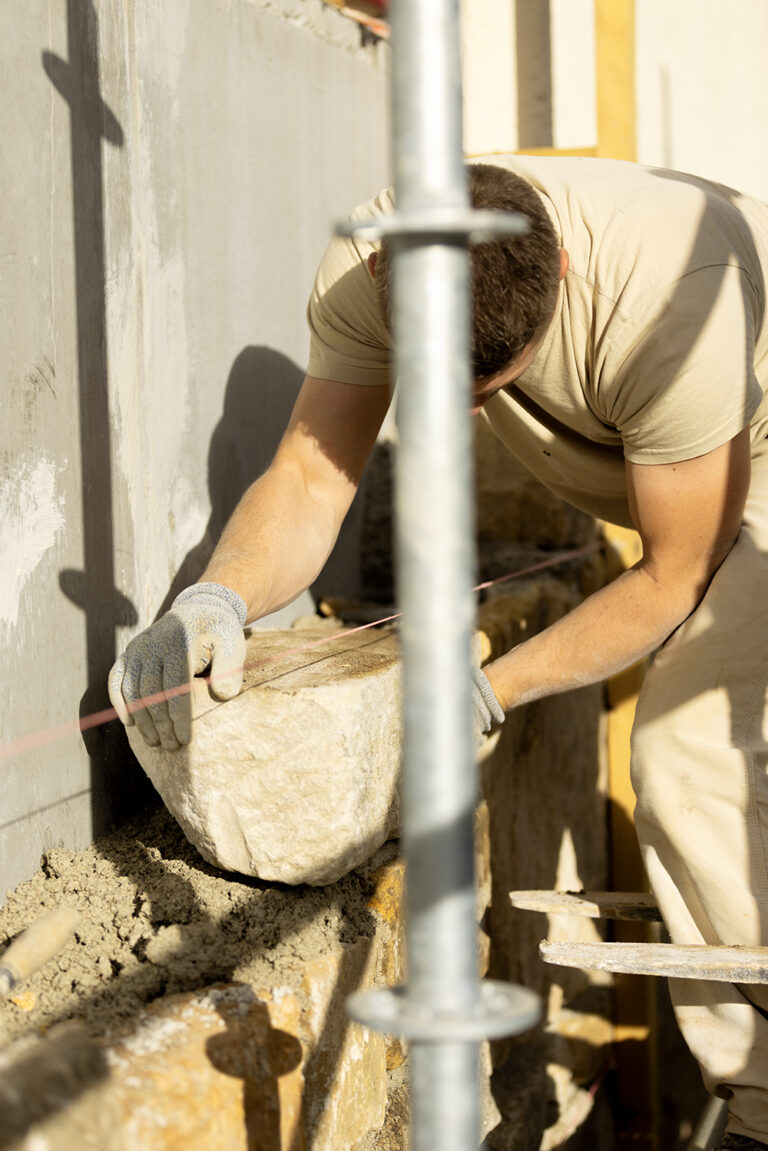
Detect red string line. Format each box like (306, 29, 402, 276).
(0, 542, 603, 763)
(472, 541, 601, 592)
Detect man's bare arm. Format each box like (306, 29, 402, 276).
(108, 375, 390, 747)
(484, 428, 751, 711)
(200, 374, 391, 621)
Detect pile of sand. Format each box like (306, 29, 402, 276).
(0, 800, 391, 1050)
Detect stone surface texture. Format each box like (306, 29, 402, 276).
(128, 624, 402, 885)
(0, 982, 382, 1151)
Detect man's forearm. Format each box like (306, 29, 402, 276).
(485, 431, 750, 713)
(199, 462, 340, 624)
(196, 375, 390, 625)
(483, 564, 703, 712)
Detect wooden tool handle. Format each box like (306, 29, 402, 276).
(0, 906, 79, 994)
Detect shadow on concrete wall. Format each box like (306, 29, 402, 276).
(159, 344, 368, 619)
(43, 1, 146, 832)
(157, 346, 307, 614)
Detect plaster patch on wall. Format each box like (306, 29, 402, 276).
(109, 247, 208, 628)
(0, 455, 65, 630)
(136, 0, 190, 123)
(110, 254, 192, 500)
(138, 249, 206, 603)
(108, 0, 194, 517)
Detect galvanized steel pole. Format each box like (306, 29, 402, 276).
(345, 1, 541, 1147)
(391, 0, 482, 1146)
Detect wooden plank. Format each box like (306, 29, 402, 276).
(540, 940, 768, 983)
(510, 890, 661, 921)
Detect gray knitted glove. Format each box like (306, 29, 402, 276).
(108, 582, 247, 751)
(471, 665, 505, 743)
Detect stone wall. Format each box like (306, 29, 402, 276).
(0, 812, 406, 1150)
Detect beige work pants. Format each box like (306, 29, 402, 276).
(631, 437, 768, 1142)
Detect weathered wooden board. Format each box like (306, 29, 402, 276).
(540, 940, 768, 983)
(509, 890, 662, 922)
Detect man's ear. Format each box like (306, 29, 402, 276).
(367, 251, 377, 278)
(559, 248, 569, 280)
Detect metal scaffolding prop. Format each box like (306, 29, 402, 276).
(343, 1, 541, 1146)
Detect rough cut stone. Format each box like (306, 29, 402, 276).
(128, 626, 402, 884)
(299, 943, 387, 1147)
(0, 981, 387, 1151)
(0, 857, 414, 1151)
(104, 984, 306, 1151)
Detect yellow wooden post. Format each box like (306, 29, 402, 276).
(595, 0, 636, 161)
(595, 3, 659, 1131)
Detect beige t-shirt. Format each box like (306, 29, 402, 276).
(307, 155, 768, 527)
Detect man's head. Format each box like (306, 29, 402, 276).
(370, 163, 565, 405)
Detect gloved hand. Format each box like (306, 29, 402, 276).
(108, 582, 247, 751)
(471, 665, 505, 745)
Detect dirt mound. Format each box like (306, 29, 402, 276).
(0, 800, 392, 1050)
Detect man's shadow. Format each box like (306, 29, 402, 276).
(158, 345, 367, 621)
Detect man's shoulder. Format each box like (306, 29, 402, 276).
(467, 152, 761, 216)
(468, 152, 644, 188)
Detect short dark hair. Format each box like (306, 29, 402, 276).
(374, 163, 561, 379)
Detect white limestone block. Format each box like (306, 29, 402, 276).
(128, 626, 402, 885)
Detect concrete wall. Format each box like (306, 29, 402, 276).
(0, 0, 389, 898)
(635, 0, 768, 197)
